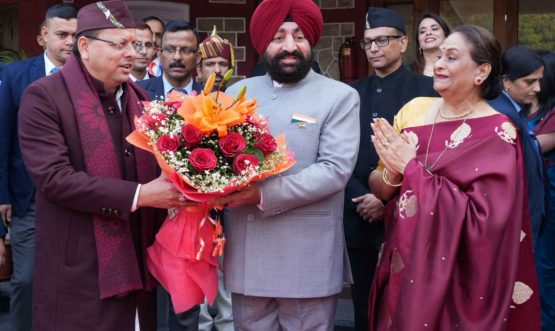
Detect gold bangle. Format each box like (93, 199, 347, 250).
(382, 168, 403, 187)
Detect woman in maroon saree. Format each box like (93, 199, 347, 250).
(367, 25, 541, 331)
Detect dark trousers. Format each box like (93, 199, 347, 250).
(536, 203, 555, 331)
(157, 286, 200, 330)
(10, 201, 35, 331)
(347, 245, 380, 331)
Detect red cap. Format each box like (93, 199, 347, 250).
(199, 26, 235, 67)
(249, 0, 323, 55)
(76, 1, 136, 35)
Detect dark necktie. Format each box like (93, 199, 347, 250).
(171, 88, 188, 94)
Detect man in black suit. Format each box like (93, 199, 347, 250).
(137, 20, 202, 100)
(137, 20, 202, 331)
(0, 5, 77, 331)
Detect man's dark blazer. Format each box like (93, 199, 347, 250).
(0, 55, 45, 219)
(487, 91, 546, 243)
(136, 75, 203, 100)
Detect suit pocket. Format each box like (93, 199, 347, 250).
(287, 123, 321, 164)
(289, 210, 332, 217)
(64, 217, 81, 267)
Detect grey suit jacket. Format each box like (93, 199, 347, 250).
(223, 70, 360, 298)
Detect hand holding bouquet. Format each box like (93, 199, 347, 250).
(127, 71, 295, 313)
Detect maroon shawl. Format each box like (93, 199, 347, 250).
(61, 55, 158, 298)
(369, 114, 541, 330)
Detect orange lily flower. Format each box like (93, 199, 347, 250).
(177, 93, 242, 137)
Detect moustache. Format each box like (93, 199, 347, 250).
(273, 50, 306, 63)
(169, 62, 185, 69)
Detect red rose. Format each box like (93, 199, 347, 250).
(189, 148, 218, 172)
(165, 101, 182, 110)
(219, 132, 246, 157)
(156, 134, 180, 153)
(181, 124, 203, 148)
(144, 113, 168, 130)
(232, 154, 260, 174)
(254, 133, 277, 155)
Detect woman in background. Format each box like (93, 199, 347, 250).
(529, 50, 555, 331)
(501, 45, 546, 242)
(502, 46, 544, 110)
(410, 12, 450, 77)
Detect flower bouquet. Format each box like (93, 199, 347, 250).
(127, 72, 295, 313)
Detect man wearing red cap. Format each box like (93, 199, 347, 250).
(210, 0, 360, 329)
(197, 28, 236, 331)
(17, 1, 190, 330)
(197, 26, 234, 91)
(0, 4, 77, 331)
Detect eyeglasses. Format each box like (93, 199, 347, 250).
(360, 35, 402, 49)
(161, 46, 198, 56)
(134, 41, 155, 52)
(85, 35, 142, 52)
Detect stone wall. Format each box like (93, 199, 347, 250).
(313, 0, 355, 9)
(312, 0, 356, 80)
(313, 22, 355, 80)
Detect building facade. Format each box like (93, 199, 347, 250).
(0, 0, 553, 82)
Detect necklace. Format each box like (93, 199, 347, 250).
(422, 101, 478, 172)
(438, 103, 474, 119)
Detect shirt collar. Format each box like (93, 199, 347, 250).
(162, 74, 193, 97)
(272, 80, 283, 88)
(502, 90, 522, 113)
(130, 72, 150, 82)
(43, 52, 58, 76)
(115, 85, 124, 111)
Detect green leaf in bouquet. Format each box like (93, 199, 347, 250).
(244, 147, 264, 163)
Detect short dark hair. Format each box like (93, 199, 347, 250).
(162, 20, 199, 47)
(411, 12, 451, 74)
(45, 4, 77, 22)
(501, 46, 543, 81)
(142, 16, 165, 28)
(72, 29, 101, 58)
(452, 25, 502, 100)
(135, 20, 153, 34)
(38, 20, 46, 35)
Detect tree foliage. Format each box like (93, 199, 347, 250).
(518, 14, 555, 51)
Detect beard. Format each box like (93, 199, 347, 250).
(263, 50, 312, 84)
